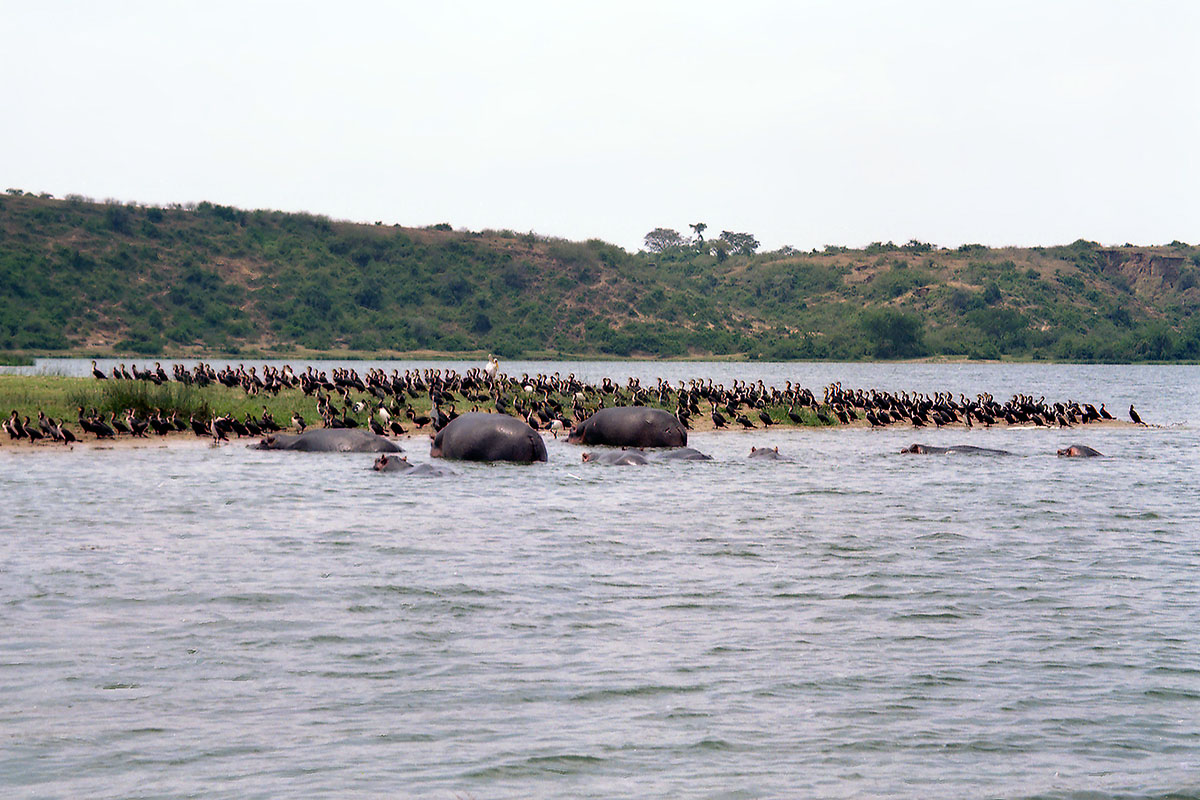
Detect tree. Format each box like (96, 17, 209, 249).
(689, 222, 707, 243)
(720, 231, 760, 256)
(860, 308, 927, 359)
(643, 227, 685, 253)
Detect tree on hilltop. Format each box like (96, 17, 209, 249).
(719, 230, 760, 256)
(643, 227, 685, 253)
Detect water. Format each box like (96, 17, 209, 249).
(3, 361, 1199, 799)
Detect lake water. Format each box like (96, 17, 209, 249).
(2, 360, 1198, 799)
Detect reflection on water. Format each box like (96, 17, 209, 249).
(2, 362, 1198, 799)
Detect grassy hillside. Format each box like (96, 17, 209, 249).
(2, 191, 1199, 361)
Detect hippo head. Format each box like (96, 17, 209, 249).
(900, 444, 925, 454)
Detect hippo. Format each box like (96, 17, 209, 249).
(373, 454, 458, 475)
(749, 446, 791, 461)
(581, 450, 650, 465)
(567, 407, 687, 448)
(901, 443, 1013, 455)
(651, 447, 712, 461)
(372, 453, 412, 471)
(255, 428, 401, 452)
(1057, 444, 1104, 457)
(430, 412, 547, 464)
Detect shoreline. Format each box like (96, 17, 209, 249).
(0, 417, 1136, 453)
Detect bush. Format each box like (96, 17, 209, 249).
(859, 309, 927, 359)
(70, 380, 210, 418)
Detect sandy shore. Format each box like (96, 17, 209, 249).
(0, 418, 1136, 452)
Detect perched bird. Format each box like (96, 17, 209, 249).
(1129, 405, 1144, 425)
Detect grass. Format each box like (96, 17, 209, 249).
(0, 374, 833, 437)
(0, 375, 328, 426)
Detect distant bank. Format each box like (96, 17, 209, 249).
(2, 191, 1198, 362)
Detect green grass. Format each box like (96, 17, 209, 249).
(0, 374, 833, 438)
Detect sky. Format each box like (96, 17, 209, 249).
(3, 1, 1197, 252)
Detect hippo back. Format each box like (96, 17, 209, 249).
(431, 412, 547, 464)
(568, 407, 687, 448)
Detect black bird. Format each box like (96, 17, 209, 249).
(52, 418, 77, 444)
(189, 414, 208, 437)
(757, 409, 775, 427)
(735, 414, 755, 429)
(109, 412, 130, 436)
(91, 360, 107, 380)
(711, 409, 729, 429)
(1129, 405, 1144, 425)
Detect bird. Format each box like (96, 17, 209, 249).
(1129, 405, 1144, 425)
(91, 360, 107, 380)
(484, 355, 500, 380)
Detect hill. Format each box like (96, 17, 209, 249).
(2, 191, 1199, 361)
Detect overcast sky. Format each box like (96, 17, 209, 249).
(4, 1, 1197, 252)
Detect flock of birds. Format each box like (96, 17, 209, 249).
(2, 356, 1143, 446)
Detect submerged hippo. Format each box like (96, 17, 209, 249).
(373, 454, 457, 475)
(372, 454, 412, 471)
(255, 428, 401, 452)
(430, 412, 547, 464)
(568, 407, 687, 448)
(651, 447, 712, 461)
(581, 450, 650, 466)
(901, 443, 1013, 455)
(749, 446, 791, 461)
(1057, 444, 1104, 457)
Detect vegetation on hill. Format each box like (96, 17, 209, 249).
(2, 190, 1198, 361)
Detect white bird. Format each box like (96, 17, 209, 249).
(549, 419, 565, 438)
(484, 355, 500, 380)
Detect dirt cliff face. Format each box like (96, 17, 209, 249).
(1100, 249, 1189, 292)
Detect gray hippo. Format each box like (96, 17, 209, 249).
(373, 454, 458, 475)
(1057, 444, 1104, 457)
(652, 447, 712, 461)
(749, 446, 791, 461)
(430, 412, 547, 464)
(901, 443, 1012, 455)
(567, 407, 687, 448)
(255, 428, 401, 452)
(582, 450, 650, 465)
(372, 454, 412, 471)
